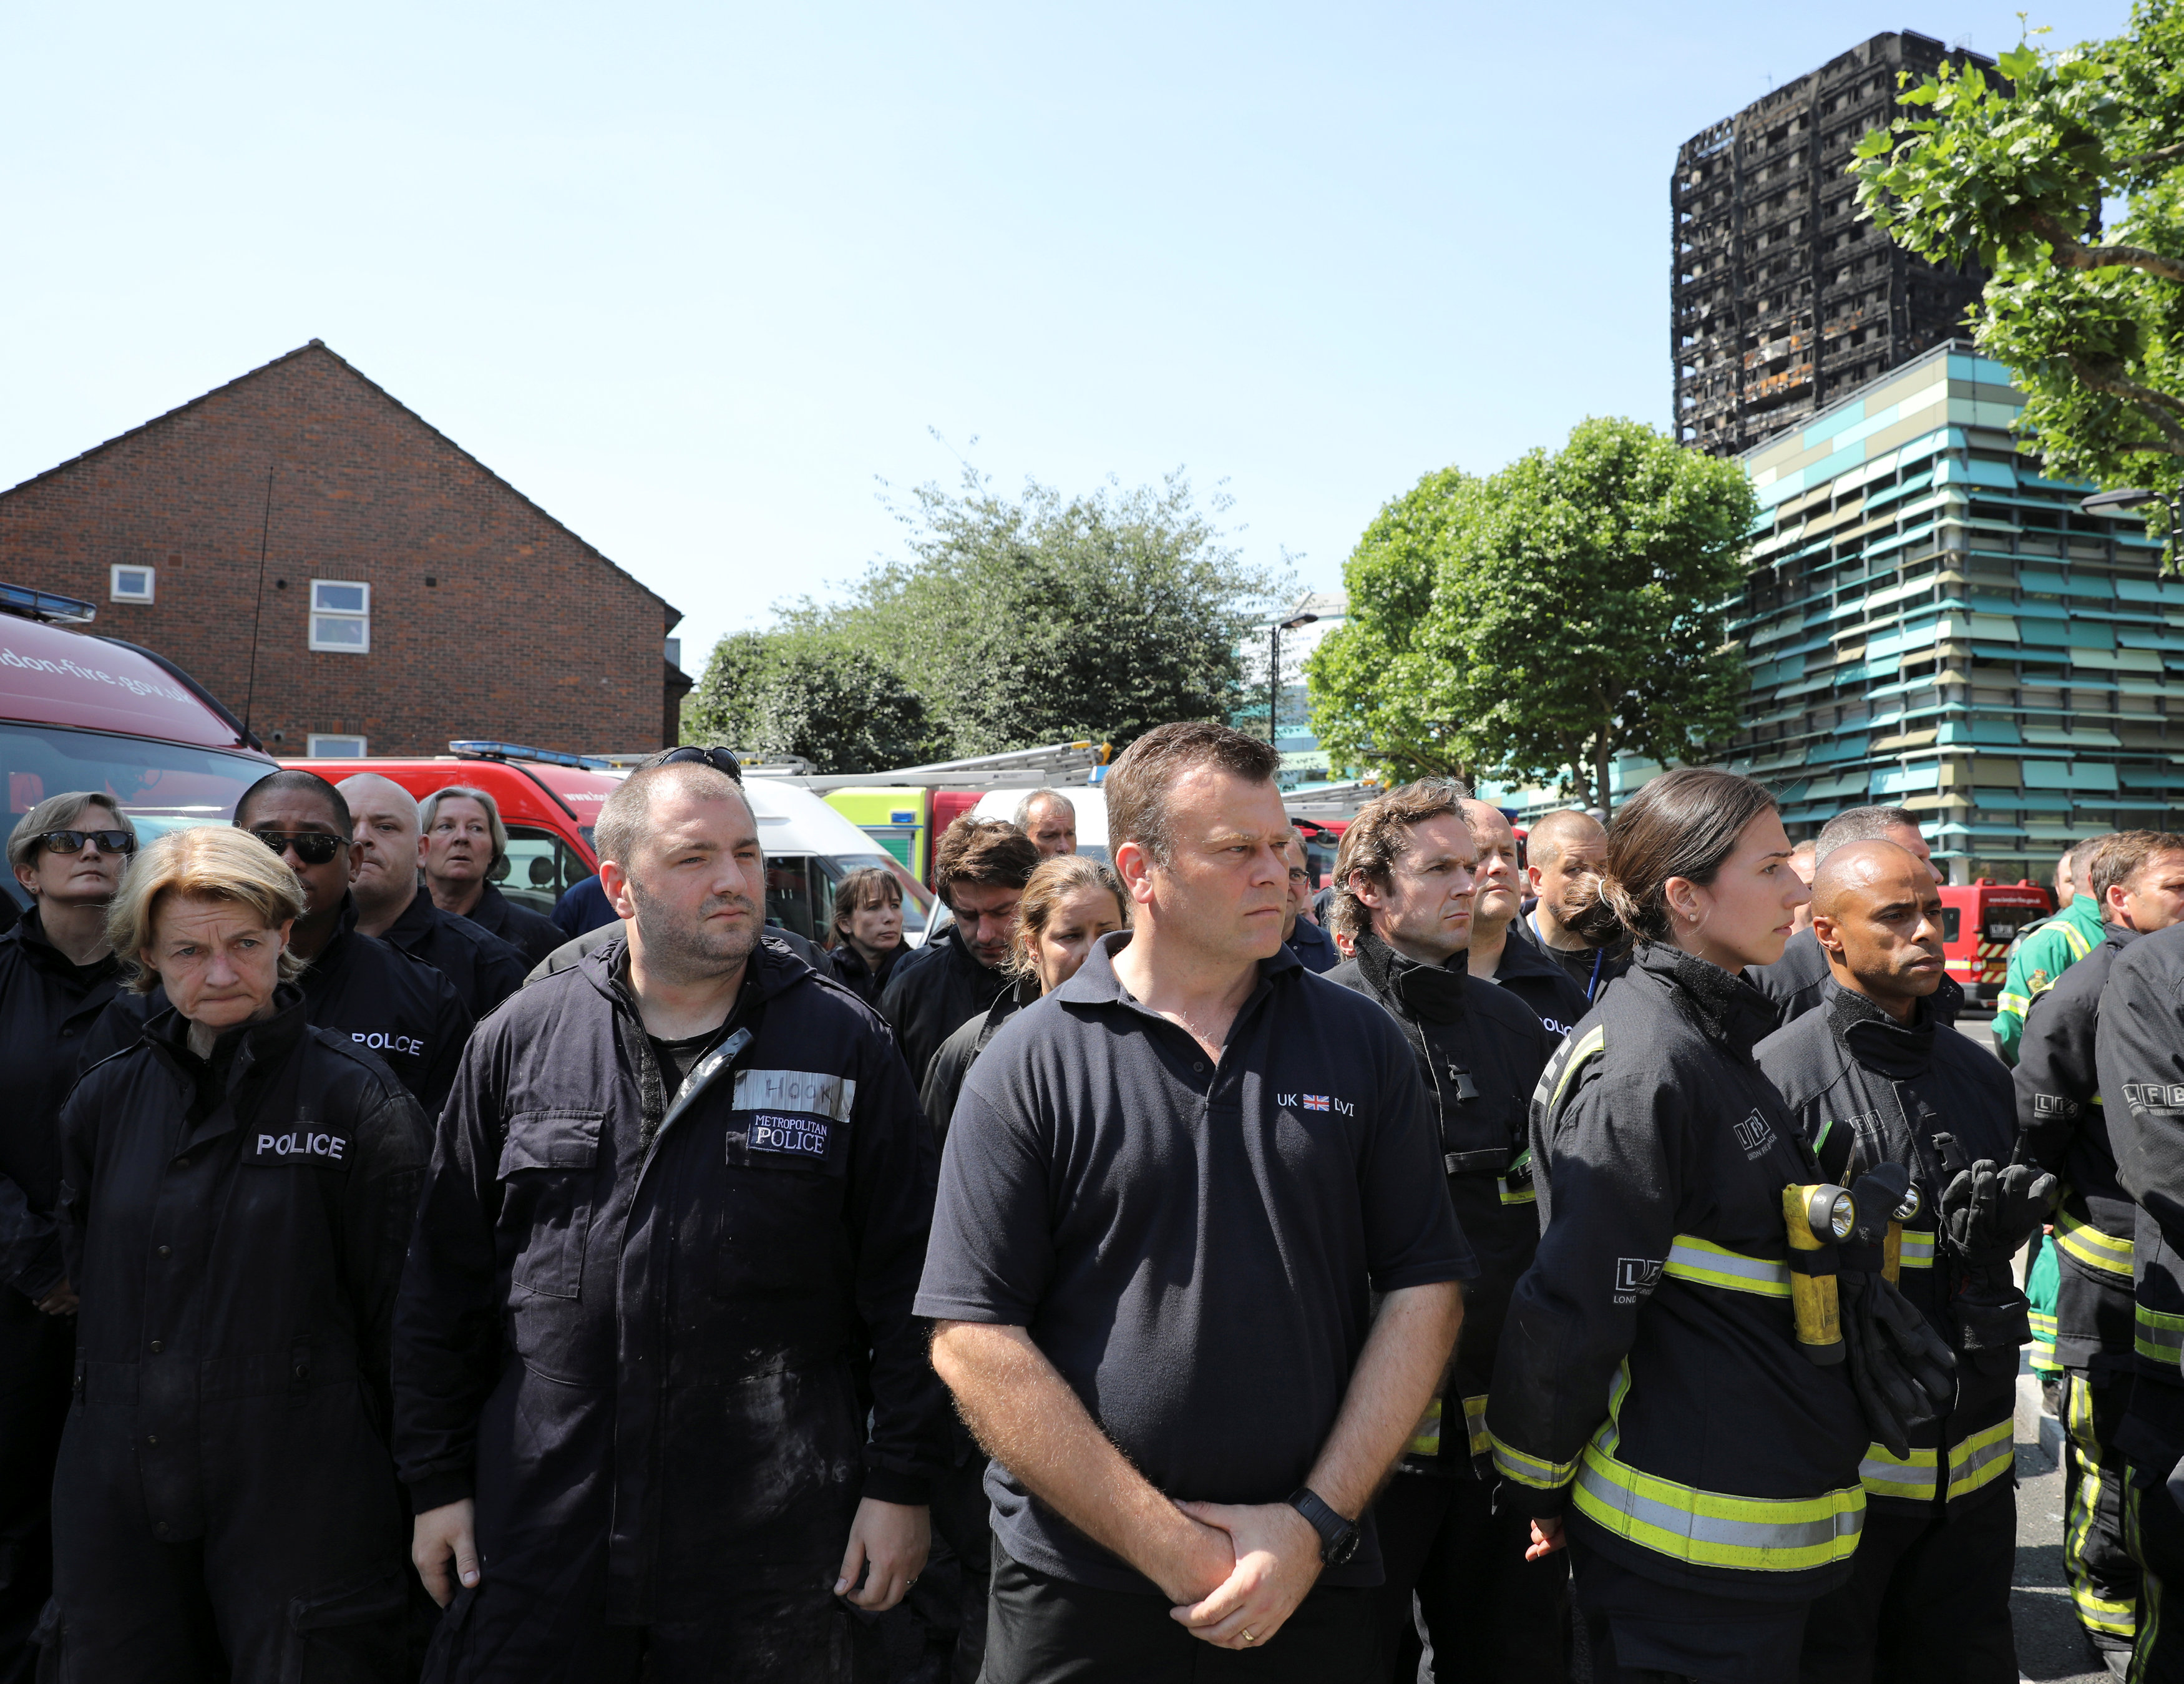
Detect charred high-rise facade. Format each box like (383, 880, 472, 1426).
(1674, 31, 1993, 458)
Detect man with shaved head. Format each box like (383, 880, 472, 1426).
(1459, 800, 1588, 1037)
(341, 773, 528, 1019)
(1519, 808, 1627, 1005)
(1757, 841, 2039, 1684)
(1750, 805, 1955, 1029)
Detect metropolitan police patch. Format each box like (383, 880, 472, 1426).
(746, 1114, 832, 1160)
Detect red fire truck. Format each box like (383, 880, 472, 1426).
(1939, 879, 2056, 1001)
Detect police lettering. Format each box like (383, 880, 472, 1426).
(747, 1115, 831, 1160)
(349, 1030, 426, 1058)
(250, 1129, 350, 1166)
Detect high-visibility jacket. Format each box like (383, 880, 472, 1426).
(2097, 924, 2184, 1471)
(1996, 894, 2104, 1064)
(1487, 944, 1869, 1598)
(2018, 924, 2141, 1375)
(1755, 982, 2019, 1516)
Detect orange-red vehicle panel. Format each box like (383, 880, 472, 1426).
(278, 757, 615, 871)
(1940, 882, 2055, 992)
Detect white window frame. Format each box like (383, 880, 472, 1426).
(110, 564, 155, 604)
(305, 733, 369, 758)
(308, 580, 371, 654)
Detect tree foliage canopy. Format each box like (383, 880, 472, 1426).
(1851, 4, 2184, 554)
(1308, 419, 1755, 812)
(684, 468, 1280, 771)
(682, 629, 933, 773)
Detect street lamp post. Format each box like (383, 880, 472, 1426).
(1269, 611, 1319, 753)
(2081, 486, 2184, 569)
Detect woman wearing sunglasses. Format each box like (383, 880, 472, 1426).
(45, 824, 431, 1681)
(0, 794, 137, 1676)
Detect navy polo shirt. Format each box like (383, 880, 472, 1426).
(915, 931, 1474, 1595)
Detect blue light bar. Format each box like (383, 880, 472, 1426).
(0, 582, 97, 625)
(449, 740, 613, 771)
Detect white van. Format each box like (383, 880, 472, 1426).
(969, 786, 1109, 863)
(746, 776, 939, 946)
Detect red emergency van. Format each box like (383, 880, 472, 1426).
(2, 585, 276, 916)
(1939, 879, 2056, 1001)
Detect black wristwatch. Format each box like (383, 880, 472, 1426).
(1286, 1486, 1361, 1566)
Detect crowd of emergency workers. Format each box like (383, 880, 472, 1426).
(5, 721, 2184, 1684)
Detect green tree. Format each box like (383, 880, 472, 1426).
(1308, 419, 1755, 813)
(1305, 467, 1481, 784)
(1851, 6, 2184, 556)
(796, 468, 1284, 758)
(681, 629, 932, 774)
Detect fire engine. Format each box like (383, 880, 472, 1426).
(1939, 879, 2056, 1001)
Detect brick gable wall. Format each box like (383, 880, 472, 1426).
(0, 343, 678, 757)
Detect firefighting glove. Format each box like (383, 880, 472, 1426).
(1940, 1158, 2057, 1268)
(1840, 1269, 1957, 1459)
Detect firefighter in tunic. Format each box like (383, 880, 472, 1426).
(1488, 770, 1946, 1684)
(1755, 840, 2048, 1684)
(1320, 782, 1564, 1682)
(42, 825, 431, 1681)
(2097, 919, 2184, 1684)
(2016, 832, 2184, 1668)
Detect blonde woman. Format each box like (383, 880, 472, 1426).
(46, 826, 431, 1682)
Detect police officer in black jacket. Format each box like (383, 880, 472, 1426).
(2016, 831, 2184, 1668)
(1322, 783, 1564, 1682)
(396, 750, 942, 1682)
(419, 785, 564, 967)
(1755, 840, 2040, 1684)
(881, 817, 1039, 1085)
(0, 795, 134, 1683)
(44, 823, 432, 1680)
(342, 772, 529, 1019)
(87, 772, 475, 1115)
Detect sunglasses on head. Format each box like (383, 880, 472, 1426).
(650, 746, 744, 783)
(250, 829, 346, 866)
(39, 828, 136, 856)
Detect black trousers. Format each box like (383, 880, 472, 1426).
(1369, 1473, 1566, 1682)
(982, 1538, 1378, 1684)
(424, 1560, 867, 1684)
(1796, 1491, 2016, 1684)
(929, 1452, 993, 1684)
(2063, 1369, 2140, 1653)
(0, 1306, 70, 1684)
(2125, 1459, 2184, 1684)
(1569, 1537, 1811, 1684)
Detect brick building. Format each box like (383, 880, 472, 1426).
(0, 340, 689, 757)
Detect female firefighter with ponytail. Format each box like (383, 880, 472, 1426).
(1486, 769, 1950, 1683)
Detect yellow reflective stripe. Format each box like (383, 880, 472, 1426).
(1572, 1443, 1865, 1573)
(1995, 991, 2030, 1018)
(2056, 1210, 2134, 1280)
(1544, 1025, 1606, 1116)
(1496, 1177, 1537, 1207)
(1462, 1394, 1490, 1459)
(1406, 1397, 1442, 1458)
(1947, 1419, 2015, 1500)
(1662, 1235, 1792, 1298)
(2136, 1303, 2184, 1364)
(1490, 1431, 1580, 1492)
(2062, 923, 2095, 962)
(1896, 1229, 1936, 1270)
(1859, 1442, 1938, 1500)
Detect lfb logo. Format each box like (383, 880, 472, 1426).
(2124, 1084, 2184, 1112)
(1732, 1112, 1775, 1160)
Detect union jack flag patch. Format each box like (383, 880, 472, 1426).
(1303, 1094, 1330, 1112)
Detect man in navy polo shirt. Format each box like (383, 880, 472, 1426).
(919, 721, 1471, 1683)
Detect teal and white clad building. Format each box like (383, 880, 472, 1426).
(1720, 338, 2180, 881)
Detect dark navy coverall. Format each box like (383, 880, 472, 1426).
(0, 911, 124, 1683)
(394, 935, 942, 1682)
(44, 989, 431, 1682)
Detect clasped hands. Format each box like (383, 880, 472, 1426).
(1156, 1498, 1324, 1652)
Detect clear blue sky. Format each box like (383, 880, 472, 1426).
(0, 2, 2130, 668)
